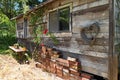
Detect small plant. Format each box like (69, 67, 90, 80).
(32, 26, 59, 61)
(28, 8, 59, 60)
(13, 43, 19, 49)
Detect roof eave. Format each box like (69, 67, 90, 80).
(11, 0, 55, 20)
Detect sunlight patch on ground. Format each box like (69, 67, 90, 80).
(0, 54, 63, 80)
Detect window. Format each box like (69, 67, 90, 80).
(49, 7, 70, 32)
(17, 22, 24, 38)
(24, 19, 28, 38)
(17, 23, 23, 30)
(59, 7, 70, 31)
(17, 18, 28, 38)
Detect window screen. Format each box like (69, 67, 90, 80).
(49, 10, 59, 32)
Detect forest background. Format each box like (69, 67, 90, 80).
(0, 0, 47, 54)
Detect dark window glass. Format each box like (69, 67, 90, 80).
(24, 19, 27, 38)
(59, 7, 70, 31)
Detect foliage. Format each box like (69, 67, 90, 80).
(30, 9, 59, 45)
(30, 8, 44, 25)
(48, 33, 59, 45)
(0, 12, 16, 43)
(0, 34, 17, 54)
(29, 7, 59, 60)
(0, 0, 45, 19)
(26, 0, 41, 8)
(0, 12, 16, 35)
(11, 51, 31, 63)
(0, 0, 48, 55)
(0, 12, 16, 54)
(0, 0, 16, 18)
(32, 26, 43, 44)
(26, 0, 47, 8)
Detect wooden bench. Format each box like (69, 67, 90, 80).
(9, 46, 26, 53)
(9, 46, 27, 63)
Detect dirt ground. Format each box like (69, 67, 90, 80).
(0, 54, 62, 80)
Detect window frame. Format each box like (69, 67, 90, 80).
(16, 22, 24, 38)
(16, 18, 29, 38)
(48, 3, 72, 33)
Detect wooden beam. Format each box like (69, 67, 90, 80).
(108, 0, 118, 80)
(75, 38, 109, 46)
(72, 4, 109, 16)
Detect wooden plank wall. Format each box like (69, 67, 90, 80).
(42, 0, 110, 78)
(16, 0, 110, 79)
(72, 1, 109, 78)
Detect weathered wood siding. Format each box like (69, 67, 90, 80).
(16, 18, 24, 38)
(16, 16, 31, 38)
(43, 0, 109, 78)
(16, 0, 110, 78)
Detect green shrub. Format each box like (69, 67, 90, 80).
(0, 34, 17, 54)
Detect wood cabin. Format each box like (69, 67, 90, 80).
(12, 0, 120, 80)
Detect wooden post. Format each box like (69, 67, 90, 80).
(109, 0, 118, 80)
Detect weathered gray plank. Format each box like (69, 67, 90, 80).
(82, 66, 108, 78)
(73, 4, 109, 16)
(79, 55, 108, 65)
(54, 46, 108, 58)
(81, 51, 108, 58)
(75, 38, 109, 46)
(80, 60, 108, 72)
(73, 0, 109, 12)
